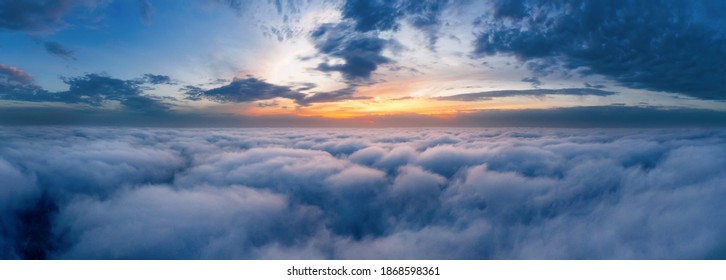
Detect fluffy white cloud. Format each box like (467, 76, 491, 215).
(1, 127, 725, 259)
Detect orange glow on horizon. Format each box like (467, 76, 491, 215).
(238, 94, 577, 120)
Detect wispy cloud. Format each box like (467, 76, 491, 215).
(436, 88, 615, 101)
(43, 41, 75, 60)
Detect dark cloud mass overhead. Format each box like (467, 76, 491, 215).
(1, 127, 726, 259)
(474, 0, 726, 100)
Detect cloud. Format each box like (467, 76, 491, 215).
(308, 0, 452, 82)
(473, 0, 726, 100)
(140, 74, 174, 85)
(0, 64, 46, 99)
(298, 86, 370, 105)
(43, 41, 75, 60)
(437, 88, 615, 101)
(453, 106, 726, 128)
(2, 103, 726, 128)
(185, 77, 305, 103)
(0, 0, 93, 32)
(54, 185, 314, 259)
(138, 0, 153, 24)
(311, 23, 392, 81)
(0, 64, 35, 85)
(1, 127, 725, 259)
(58, 74, 169, 111)
(521, 77, 541, 87)
(185, 77, 368, 106)
(0, 68, 172, 112)
(340, 0, 450, 49)
(399, 0, 449, 49)
(341, 0, 401, 32)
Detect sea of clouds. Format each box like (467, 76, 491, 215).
(1, 127, 725, 259)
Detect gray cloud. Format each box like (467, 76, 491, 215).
(340, 0, 450, 49)
(311, 22, 392, 81)
(454, 106, 726, 128)
(0, 64, 46, 100)
(185, 77, 367, 106)
(43, 41, 75, 60)
(308, 0, 452, 83)
(185, 76, 305, 103)
(0, 69, 172, 112)
(0, 0, 94, 32)
(0, 64, 37, 87)
(437, 88, 615, 101)
(521, 77, 541, 87)
(1, 127, 726, 259)
(473, 0, 726, 100)
(140, 73, 174, 85)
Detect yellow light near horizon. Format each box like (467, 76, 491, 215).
(241, 92, 578, 120)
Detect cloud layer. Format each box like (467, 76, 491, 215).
(1, 127, 725, 259)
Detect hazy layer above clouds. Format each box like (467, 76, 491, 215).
(1, 127, 725, 259)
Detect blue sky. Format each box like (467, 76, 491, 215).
(1, 0, 725, 126)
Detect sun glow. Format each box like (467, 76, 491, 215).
(242, 94, 573, 120)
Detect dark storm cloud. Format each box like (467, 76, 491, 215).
(438, 88, 615, 101)
(1, 127, 726, 259)
(0, 0, 94, 32)
(43, 41, 75, 60)
(473, 0, 726, 100)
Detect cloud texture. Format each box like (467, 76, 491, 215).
(474, 0, 726, 100)
(1, 127, 725, 259)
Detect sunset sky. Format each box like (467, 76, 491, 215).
(4, 0, 726, 262)
(1, 0, 725, 126)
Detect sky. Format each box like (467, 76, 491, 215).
(1, 0, 725, 127)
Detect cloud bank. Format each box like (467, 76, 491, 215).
(1, 127, 725, 259)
